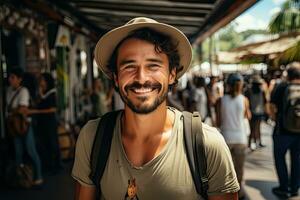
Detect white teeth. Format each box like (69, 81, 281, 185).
(133, 88, 152, 93)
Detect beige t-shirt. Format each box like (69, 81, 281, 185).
(72, 108, 239, 199)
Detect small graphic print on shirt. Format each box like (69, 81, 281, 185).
(124, 178, 139, 200)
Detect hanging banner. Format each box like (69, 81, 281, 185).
(56, 47, 68, 112)
(55, 25, 71, 47)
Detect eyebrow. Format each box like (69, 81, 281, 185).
(119, 58, 163, 66)
(119, 59, 135, 66)
(146, 58, 163, 64)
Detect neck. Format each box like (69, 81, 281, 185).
(122, 102, 173, 140)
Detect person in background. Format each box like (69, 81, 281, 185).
(6, 67, 43, 186)
(207, 76, 223, 126)
(27, 73, 62, 174)
(216, 73, 251, 200)
(270, 62, 300, 198)
(167, 85, 184, 111)
(207, 76, 223, 106)
(193, 76, 210, 122)
(269, 70, 283, 95)
(181, 80, 196, 112)
(90, 78, 109, 118)
(245, 75, 268, 150)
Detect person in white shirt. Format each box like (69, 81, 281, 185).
(6, 68, 43, 187)
(193, 76, 209, 121)
(216, 73, 251, 199)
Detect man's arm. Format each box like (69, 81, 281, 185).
(75, 182, 96, 200)
(209, 192, 238, 200)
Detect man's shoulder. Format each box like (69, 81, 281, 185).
(77, 110, 122, 145)
(274, 82, 288, 94)
(202, 123, 224, 145)
(77, 118, 101, 146)
(201, 123, 228, 154)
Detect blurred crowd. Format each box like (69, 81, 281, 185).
(166, 62, 300, 199)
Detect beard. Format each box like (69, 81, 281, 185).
(118, 81, 168, 114)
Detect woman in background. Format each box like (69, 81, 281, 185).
(216, 73, 251, 199)
(28, 73, 62, 174)
(246, 75, 268, 150)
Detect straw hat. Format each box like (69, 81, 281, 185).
(94, 17, 192, 79)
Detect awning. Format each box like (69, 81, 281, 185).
(217, 32, 300, 64)
(19, 0, 258, 43)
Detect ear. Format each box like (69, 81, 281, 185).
(168, 68, 176, 85)
(113, 73, 119, 89)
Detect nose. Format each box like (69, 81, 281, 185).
(135, 66, 148, 83)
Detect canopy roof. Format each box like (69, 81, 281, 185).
(19, 0, 258, 43)
(217, 32, 300, 64)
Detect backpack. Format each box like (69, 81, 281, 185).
(5, 162, 33, 189)
(89, 110, 208, 200)
(282, 84, 300, 133)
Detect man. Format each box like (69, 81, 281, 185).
(72, 17, 239, 200)
(270, 62, 300, 198)
(193, 76, 209, 122)
(6, 68, 43, 186)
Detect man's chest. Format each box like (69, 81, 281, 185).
(100, 132, 199, 200)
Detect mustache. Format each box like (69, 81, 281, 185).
(125, 81, 162, 91)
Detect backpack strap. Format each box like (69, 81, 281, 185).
(182, 111, 208, 200)
(89, 110, 122, 200)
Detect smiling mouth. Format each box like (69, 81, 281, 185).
(131, 87, 156, 94)
(126, 81, 162, 95)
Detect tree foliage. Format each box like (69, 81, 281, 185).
(269, 0, 300, 33)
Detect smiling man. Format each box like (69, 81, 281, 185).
(72, 17, 239, 200)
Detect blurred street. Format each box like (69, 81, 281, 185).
(244, 122, 300, 200)
(1, 121, 299, 200)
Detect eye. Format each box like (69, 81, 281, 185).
(148, 64, 160, 70)
(123, 65, 136, 71)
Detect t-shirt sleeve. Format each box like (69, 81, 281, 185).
(18, 88, 30, 107)
(71, 119, 100, 187)
(202, 124, 240, 195)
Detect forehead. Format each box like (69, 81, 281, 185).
(118, 38, 156, 52)
(116, 38, 168, 62)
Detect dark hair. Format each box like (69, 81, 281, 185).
(41, 73, 55, 92)
(251, 82, 262, 94)
(9, 67, 24, 78)
(194, 77, 206, 88)
(287, 62, 300, 81)
(23, 72, 38, 99)
(226, 73, 243, 98)
(108, 28, 181, 78)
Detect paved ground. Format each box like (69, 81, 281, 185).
(243, 122, 300, 200)
(0, 121, 299, 200)
(0, 162, 75, 200)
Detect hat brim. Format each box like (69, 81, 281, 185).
(94, 22, 192, 79)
